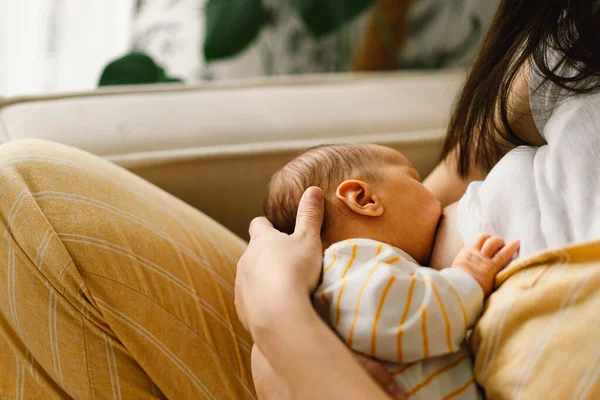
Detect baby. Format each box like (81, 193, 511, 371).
(265, 144, 519, 399)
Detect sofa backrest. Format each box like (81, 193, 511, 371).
(0, 71, 465, 239)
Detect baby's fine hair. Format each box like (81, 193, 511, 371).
(264, 143, 386, 235)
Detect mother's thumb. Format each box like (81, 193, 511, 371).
(294, 187, 324, 238)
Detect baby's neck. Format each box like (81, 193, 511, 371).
(322, 225, 436, 265)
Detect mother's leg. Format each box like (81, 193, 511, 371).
(0, 140, 254, 399)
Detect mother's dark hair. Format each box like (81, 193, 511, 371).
(442, 0, 600, 176)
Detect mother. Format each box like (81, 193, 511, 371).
(237, 0, 600, 399)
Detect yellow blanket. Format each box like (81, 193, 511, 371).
(471, 240, 600, 399)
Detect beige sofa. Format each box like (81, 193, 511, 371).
(0, 71, 464, 240)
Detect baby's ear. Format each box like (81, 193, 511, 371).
(336, 180, 384, 217)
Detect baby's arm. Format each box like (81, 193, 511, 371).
(315, 240, 485, 364)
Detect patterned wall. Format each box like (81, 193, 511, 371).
(130, 0, 500, 83)
(131, 0, 364, 82)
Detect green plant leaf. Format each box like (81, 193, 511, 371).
(292, 0, 374, 38)
(203, 0, 266, 62)
(99, 52, 182, 87)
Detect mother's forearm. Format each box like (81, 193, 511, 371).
(253, 295, 390, 400)
(252, 346, 292, 400)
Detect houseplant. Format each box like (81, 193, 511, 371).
(203, 0, 375, 61)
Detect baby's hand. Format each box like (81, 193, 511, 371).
(451, 234, 520, 296)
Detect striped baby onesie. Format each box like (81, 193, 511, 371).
(314, 238, 483, 399)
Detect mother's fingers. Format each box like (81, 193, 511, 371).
(249, 217, 274, 238)
(294, 187, 324, 239)
(354, 354, 406, 400)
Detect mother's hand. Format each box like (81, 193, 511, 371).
(354, 354, 406, 400)
(235, 187, 325, 336)
(238, 187, 405, 400)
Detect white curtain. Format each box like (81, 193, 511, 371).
(0, 0, 135, 97)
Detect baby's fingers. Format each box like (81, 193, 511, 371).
(473, 234, 492, 250)
(482, 236, 505, 258)
(492, 240, 521, 268)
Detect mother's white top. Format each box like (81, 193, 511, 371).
(458, 56, 600, 257)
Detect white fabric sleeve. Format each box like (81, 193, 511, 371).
(314, 240, 484, 364)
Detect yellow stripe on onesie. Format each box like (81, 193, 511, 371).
(314, 238, 484, 399)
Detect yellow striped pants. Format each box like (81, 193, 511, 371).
(0, 140, 255, 399)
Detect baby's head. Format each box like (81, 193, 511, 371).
(265, 144, 442, 264)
